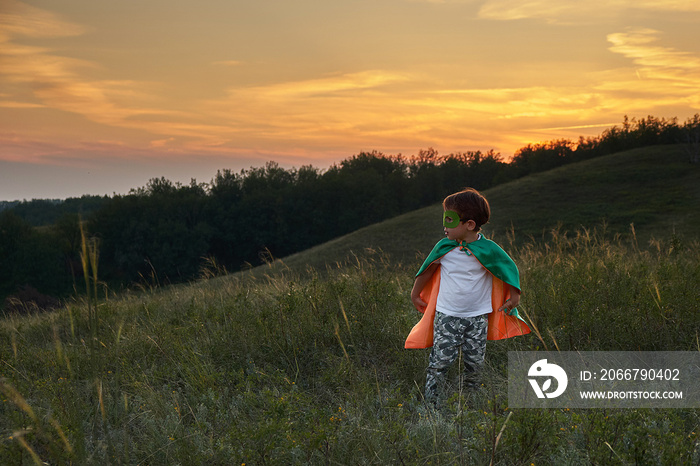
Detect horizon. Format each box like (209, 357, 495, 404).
(1, 0, 699, 201)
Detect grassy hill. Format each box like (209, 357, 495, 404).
(1, 145, 699, 464)
(263, 144, 699, 276)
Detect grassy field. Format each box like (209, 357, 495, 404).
(1, 145, 699, 464)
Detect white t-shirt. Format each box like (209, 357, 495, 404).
(436, 246, 493, 317)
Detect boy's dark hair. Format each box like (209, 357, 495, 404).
(443, 188, 490, 231)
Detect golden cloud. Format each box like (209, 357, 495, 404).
(0, 2, 193, 142)
(602, 29, 700, 107)
(608, 29, 700, 72)
(0, 0, 86, 40)
(478, 0, 700, 22)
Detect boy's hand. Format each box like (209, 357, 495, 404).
(498, 302, 513, 314)
(499, 287, 521, 314)
(410, 263, 437, 313)
(411, 292, 427, 313)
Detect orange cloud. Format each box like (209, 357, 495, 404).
(0, 2, 197, 144)
(608, 29, 700, 73)
(478, 0, 700, 23)
(0, 0, 86, 40)
(212, 60, 243, 67)
(601, 29, 700, 110)
(201, 71, 417, 147)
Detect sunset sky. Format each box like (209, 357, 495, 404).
(1, 0, 699, 200)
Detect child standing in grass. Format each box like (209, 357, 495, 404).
(405, 188, 530, 405)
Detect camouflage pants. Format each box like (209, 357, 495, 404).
(425, 312, 487, 403)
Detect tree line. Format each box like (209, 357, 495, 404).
(2, 114, 699, 313)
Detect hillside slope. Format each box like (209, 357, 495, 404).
(262, 144, 699, 275)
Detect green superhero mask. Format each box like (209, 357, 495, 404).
(442, 210, 461, 228)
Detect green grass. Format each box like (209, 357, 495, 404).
(486, 144, 700, 243)
(2, 229, 698, 464)
(1, 145, 700, 464)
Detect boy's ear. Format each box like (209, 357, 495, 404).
(465, 219, 477, 231)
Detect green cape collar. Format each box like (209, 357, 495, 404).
(416, 236, 521, 292)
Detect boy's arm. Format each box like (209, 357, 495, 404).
(410, 263, 438, 312)
(498, 284, 521, 314)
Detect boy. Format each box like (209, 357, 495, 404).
(405, 188, 530, 404)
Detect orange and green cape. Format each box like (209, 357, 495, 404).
(405, 236, 531, 349)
